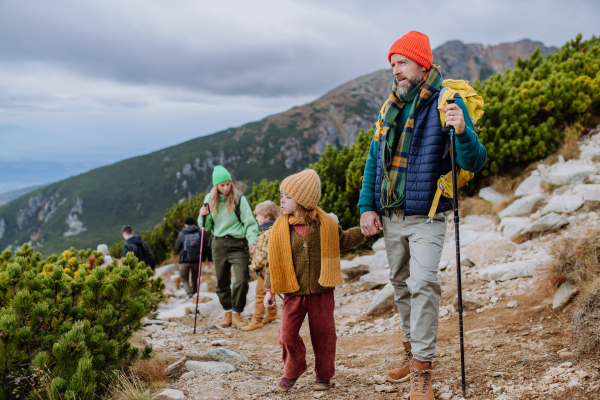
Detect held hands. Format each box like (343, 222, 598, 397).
(442, 103, 465, 135)
(199, 206, 209, 216)
(264, 291, 274, 308)
(360, 211, 383, 237)
(249, 244, 256, 254)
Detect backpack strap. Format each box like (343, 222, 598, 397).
(235, 194, 252, 224)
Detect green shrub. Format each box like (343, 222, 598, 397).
(474, 34, 600, 177)
(0, 244, 164, 399)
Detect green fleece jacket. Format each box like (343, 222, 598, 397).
(358, 91, 487, 214)
(199, 193, 259, 245)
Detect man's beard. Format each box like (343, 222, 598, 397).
(396, 71, 425, 95)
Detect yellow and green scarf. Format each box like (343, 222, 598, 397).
(380, 65, 443, 216)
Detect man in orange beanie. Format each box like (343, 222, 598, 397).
(358, 31, 487, 399)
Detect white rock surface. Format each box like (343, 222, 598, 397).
(573, 183, 600, 201)
(515, 174, 544, 197)
(479, 261, 541, 281)
(198, 300, 222, 318)
(154, 389, 188, 400)
(453, 293, 484, 310)
(199, 348, 250, 366)
(157, 303, 193, 321)
(369, 251, 390, 271)
(520, 212, 569, 235)
(461, 215, 497, 231)
(541, 164, 597, 186)
(366, 283, 396, 316)
(153, 263, 178, 279)
(463, 234, 517, 265)
(479, 187, 508, 203)
(588, 175, 600, 184)
(541, 194, 584, 215)
(553, 281, 579, 309)
(499, 217, 532, 239)
(372, 237, 386, 251)
(359, 269, 390, 290)
(185, 360, 236, 375)
(498, 194, 545, 218)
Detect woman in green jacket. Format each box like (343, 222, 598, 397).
(199, 166, 259, 328)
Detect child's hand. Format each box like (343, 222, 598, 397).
(248, 264, 254, 271)
(264, 291, 273, 308)
(249, 244, 256, 254)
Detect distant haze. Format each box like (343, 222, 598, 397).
(0, 0, 598, 192)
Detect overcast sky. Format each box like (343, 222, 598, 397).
(1, 0, 598, 192)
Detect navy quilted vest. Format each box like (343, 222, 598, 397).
(374, 94, 453, 216)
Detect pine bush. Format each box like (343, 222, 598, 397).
(0, 244, 163, 399)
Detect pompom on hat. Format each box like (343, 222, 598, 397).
(388, 30, 432, 70)
(280, 169, 321, 210)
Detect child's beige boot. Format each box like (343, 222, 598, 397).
(219, 312, 232, 327)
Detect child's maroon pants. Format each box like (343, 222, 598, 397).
(278, 291, 336, 380)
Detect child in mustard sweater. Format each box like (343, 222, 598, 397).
(263, 169, 364, 392)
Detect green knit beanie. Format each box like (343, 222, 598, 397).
(212, 165, 232, 186)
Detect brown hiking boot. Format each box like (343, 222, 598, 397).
(241, 320, 264, 331)
(262, 306, 278, 324)
(386, 340, 412, 383)
(232, 313, 247, 328)
(219, 311, 232, 327)
(409, 359, 433, 400)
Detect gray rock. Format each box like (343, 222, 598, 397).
(200, 348, 249, 366)
(541, 164, 597, 186)
(507, 300, 518, 308)
(553, 184, 574, 196)
(553, 281, 579, 309)
(153, 263, 178, 279)
(174, 289, 188, 299)
(498, 194, 545, 218)
(157, 303, 193, 321)
(588, 175, 600, 184)
(541, 194, 584, 215)
(520, 212, 569, 235)
(499, 217, 532, 239)
(198, 299, 222, 318)
(515, 175, 543, 197)
(573, 184, 600, 201)
(453, 293, 484, 310)
(478, 187, 508, 203)
(166, 356, 187, 375)
(460, 215, 496, 231)
(369, 251, 390, 271)
(372, 237, 386, 251)
(479, 261, 542, 281)
(359, 268, 390, 290)
(463, 234, 517, 266)
(341, 259, 370, 281)
(366, 283, 396, 316)
(185, 360, 236, 375)
(154, 389, 188, 400)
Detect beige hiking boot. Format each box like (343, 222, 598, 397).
(262, 306, 278, 325)
(219, 312, 232, 327)
(409, 358, 433, 400)
(241, 320, 264, 331)
(232, 313, 247, 328)
(386, 340, 412, 383)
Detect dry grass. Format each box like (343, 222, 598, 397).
(458, 196, 494, 217)
(102, 372, 153, 400)
(557, 124, 583, 161)
(539, 229, 600, 295)
(130, 357, 168, 389)
(572, 281, 600, 358)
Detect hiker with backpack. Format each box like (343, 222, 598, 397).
(176, 216, 213, 298)
(358, 31, 487, 400)
(199, 165, 259, 329)
(121, 225, 156, 270)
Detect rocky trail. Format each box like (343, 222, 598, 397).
(142, 127, 600, 400)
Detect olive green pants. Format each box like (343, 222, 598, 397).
(211, 236, 251, 313)
(382, 211, 447, 361)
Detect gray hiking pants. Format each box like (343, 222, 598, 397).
(383, 211, 447, 361)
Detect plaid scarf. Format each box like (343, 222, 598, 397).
(380, 64, 443, 216)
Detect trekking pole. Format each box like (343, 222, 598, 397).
(447, 97, 467, 398)
(193, 203, 210, 334)
(255, 270, 284, 301)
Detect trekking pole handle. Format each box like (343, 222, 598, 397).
(256, 271, 284, 301)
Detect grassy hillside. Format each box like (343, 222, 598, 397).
(0, 39, 550, 255)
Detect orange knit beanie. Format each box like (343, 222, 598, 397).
(280, 169, 321, 210)
(388, 31, 432, 70)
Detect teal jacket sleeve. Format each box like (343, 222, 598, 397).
(198, 193, 213, 233)
(240, 197, 259, 245)
(357, 125, 380, 214)
(454, 98, 487, 173)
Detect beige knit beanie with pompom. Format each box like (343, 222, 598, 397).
(280, 169, 321, 210)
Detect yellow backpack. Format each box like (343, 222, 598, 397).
(428, 79, 484, 219)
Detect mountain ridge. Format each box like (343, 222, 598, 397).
(0, 38, 555, 255)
